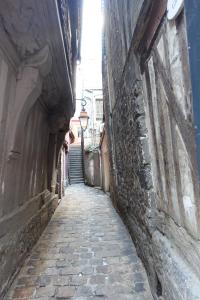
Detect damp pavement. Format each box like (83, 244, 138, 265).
(6, 184, 153, 300)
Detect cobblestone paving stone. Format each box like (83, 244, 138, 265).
(6, 184, 153, 300)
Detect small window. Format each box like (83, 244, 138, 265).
(96, 98, 103, 121)
(77, 127, 81, 138)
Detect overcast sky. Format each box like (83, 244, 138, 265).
(76, 0, 103, 101)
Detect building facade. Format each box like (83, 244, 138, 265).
(70, 89, 103, 187)
(71, 89, 103, 147)
(0, 0, 81, 297)
(103, 1, 200, 299)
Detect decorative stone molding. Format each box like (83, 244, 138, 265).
(8, 45, 52, 160)
(23, 45, 52, 77)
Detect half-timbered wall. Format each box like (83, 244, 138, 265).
(142, 13, 200, 238)
(103, 1, 200, 299)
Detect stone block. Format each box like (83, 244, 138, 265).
(56, 286, 76, 299)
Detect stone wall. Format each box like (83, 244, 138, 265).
(103, 1, 200, 299)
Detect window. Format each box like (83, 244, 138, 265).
(95, 98, 103, 121)
(77, 127, 81, 138)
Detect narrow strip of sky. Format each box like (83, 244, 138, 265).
(77, 0, 103, 97)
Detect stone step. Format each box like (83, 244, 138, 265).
(70, 180, 84, 183)
(70, 173, 83, 176)
(69, 159, 82, 161)
(69, 165, 83, 168)
(69, 158, 82, 161)
(70, 178, 84, 181)
(69, 159, 82, 162)
(69, 147, 84, 183)
(70, 165, 82, 168)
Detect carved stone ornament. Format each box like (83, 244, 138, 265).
(8, 45, 52, 160)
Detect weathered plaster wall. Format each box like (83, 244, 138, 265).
(103, 1, 200, 299)
(57, 146, 68, 199)
(0, 53, 56, 296)
(0, 0, 81, 297)
(100, 130, 110, 192)
(84, 150, 101, 187)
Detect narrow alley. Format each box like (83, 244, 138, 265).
(2, 1, 200, 299)
(6, 185, 153, 300)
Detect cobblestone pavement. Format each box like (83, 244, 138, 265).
(6, 184, 153, 300)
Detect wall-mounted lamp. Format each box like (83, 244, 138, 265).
(78, 98, 89, 131)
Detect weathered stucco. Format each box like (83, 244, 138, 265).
(84, 150, 101, 187)
(100, 130, 110, 192)
(0, 0, 81, 297)
(103, 1, 200, 299)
